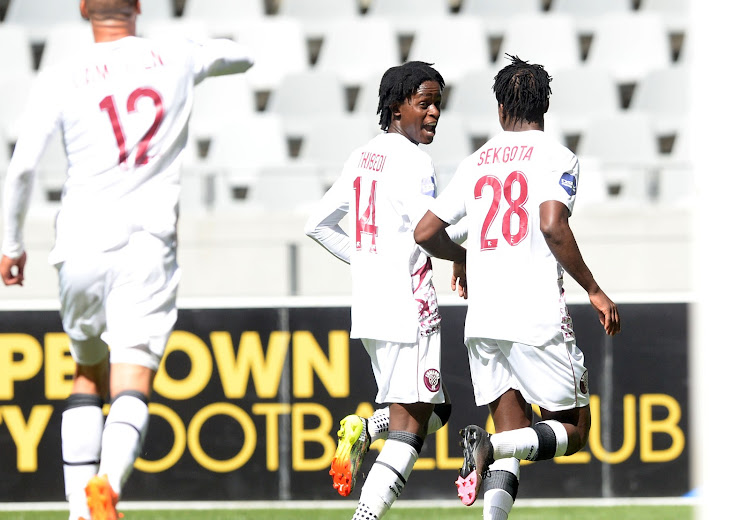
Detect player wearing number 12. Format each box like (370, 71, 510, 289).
(414, 55, 621, 520)
(0, 1, 253, 519)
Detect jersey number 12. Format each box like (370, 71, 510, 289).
(100, 87, 165, 167)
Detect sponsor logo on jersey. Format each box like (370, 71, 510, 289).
(579, 369, 589, 395)
(423, 368, 441, 392)
(421, 176, 435, 197)
(559, 172, 577, 196)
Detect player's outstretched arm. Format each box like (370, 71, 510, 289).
(0, 252, 27, 286)
(415, 210, 468, 298)
(540, 201, 620, 335)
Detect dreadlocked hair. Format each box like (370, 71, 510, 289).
(377, 61, 445, 131)
(492, 54, 552, 125)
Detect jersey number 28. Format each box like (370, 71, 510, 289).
(100, 87, 165, 167)
(474, 171, 529, 249)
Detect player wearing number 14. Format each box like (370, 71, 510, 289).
(414, 55, 621, 520)
(0, 1, 253, 519)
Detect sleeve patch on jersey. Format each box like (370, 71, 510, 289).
(421, 177, 436, 198)
(559, 172, 577, 196)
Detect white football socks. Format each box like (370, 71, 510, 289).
(62, 398, 104, 520)
(98, 393, 150, 496)
(490, 420, 569, 461)
(483, 458, 520, 520)
(366, 407, 447, 442)
(354, 437, 419, 519)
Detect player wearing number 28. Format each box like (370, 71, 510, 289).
(305, 62, 463, 519)
(414, 55, 621, 520)
(0, 1, 252, 519)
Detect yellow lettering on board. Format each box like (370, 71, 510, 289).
(188, 403, 256, 473)
(292, 403, 335, 471)
(134, 403, 186, 473)
(0, 334, 43, 399)
(44, 333, 75, 400)
(154, 331, 212, 400)
(292, 331, 349, 398)
(0, 405, 53, 472)
(640, 393, 685, 463)
(587, 394, 636, 464)
(252, 403, 292, 471)
(435, 424, 463, 470)
(212, 331, 290, 399)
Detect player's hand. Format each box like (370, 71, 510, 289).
(451, 261, 467, 299)
(589, 288, 620, 336)
(1, 252, 27, 286)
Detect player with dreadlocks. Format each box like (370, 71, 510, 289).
(414, 55, 621, 519)
(305, 61, 465, 519)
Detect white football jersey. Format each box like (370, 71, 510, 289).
(305, 132, 440, 343)
(430, 130, 579, 346)
(2, 36, 252, 263)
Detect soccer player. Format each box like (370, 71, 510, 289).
(0, 1, 253, 519)
(414, 55, 621, 520)
(304, 61, 461, 519)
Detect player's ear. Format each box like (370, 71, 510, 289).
(80, 0, 89, 20)
(135, 1, 142, 15)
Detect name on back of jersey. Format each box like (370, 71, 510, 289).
(358, 151, 387, 172)
(477, 145, 534, 166)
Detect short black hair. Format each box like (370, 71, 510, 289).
(492, 54, 552, 125)
(377, 61, 445, 131)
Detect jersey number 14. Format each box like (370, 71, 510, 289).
(354, 176, 377, 253)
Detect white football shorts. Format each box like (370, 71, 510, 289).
(466, 336, 589, 411)
(361, 330, 445, 405)
(56, 231, 180, 372)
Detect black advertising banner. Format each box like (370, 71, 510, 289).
(0, 303, 689, 502)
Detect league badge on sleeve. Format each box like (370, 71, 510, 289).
(421, 176, 436, 197)
(559, 172, 577, 196)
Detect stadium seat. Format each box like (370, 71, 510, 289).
(497, 14, 580, 76)
(551, 0, 632, 34)
(657, 126, 693, 205)
(181, 0, 266, 38)
(585, 13, 671, 85)
(630, 65, 688, 136)
(296, 114, 381, 185)
(546, 66, 621, 137)
(137, 0, 174, 23)
(276, 0, 361, 39)
(459, 0, 545, 37)
(190, 73, 256, 141)
(0, 72, 35, 142)
(265, 71, 348, 138)
(640, 0, 689, 34)
(38, 24, 94, 71)
(235, 18, 309, 93)
(248, 164, 326, 214)
(201, 114, 290, 209)
(139, 19, 210, 41)
(366, 0, 453, 35)
(576, 112, 660, 203)
(407, 16, 491, 86)
(0, 25, 34, 76)
(4, 0, 88, 44)
(444, 67, 502, 139)
(314, 17, 400, 89)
